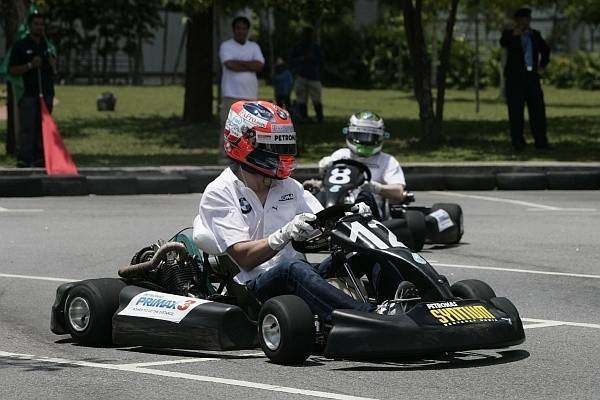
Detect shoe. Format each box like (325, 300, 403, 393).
(535, 143, 553, 150)
(375, 281, 420, 315)
(31, 159, 45, 168)
(16, 161, 29, 168)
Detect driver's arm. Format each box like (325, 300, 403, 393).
(379, 183, 405, 202)
(227, 239, 277, 272)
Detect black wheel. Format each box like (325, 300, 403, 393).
(258, 295, 315, 365)
(404, 210, 426, 251)
(450, 279, 496, 301)
(427, 203, 464, 244)
(64, 278, 126, 346)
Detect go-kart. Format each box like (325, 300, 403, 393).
(51, 204, 524, 365)
(304, 159, 464, 251)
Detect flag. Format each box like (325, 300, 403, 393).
(41, 97, 78, 175)
(0, 3, 56, 101)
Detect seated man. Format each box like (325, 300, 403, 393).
(317, 111, 406, 221)
(193, 100, 399, 324)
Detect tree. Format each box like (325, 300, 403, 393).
(401, 0, 459, 145)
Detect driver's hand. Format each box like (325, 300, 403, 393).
(351, 202, 371, 215)
(360, 180, 382, 194)
(318, 156, 333, 176)
(267, 213, 317, 251)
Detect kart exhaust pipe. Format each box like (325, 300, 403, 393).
(118, 242, 189, 278)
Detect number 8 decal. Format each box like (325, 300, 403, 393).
(328, 167, 351, 185)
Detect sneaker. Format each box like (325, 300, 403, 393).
(375, 281, 420, 315)
(16, 161, 29, 168)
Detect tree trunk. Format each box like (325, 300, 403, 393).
(183, 6, 213, 123)
(402, 0, 438, 144)
(434, 0, 458, 133)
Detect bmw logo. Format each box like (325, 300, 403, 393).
(239, 197, 252, 214)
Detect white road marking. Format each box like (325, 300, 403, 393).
(0, 351, 377, 400)
(0, 206, 44, 212)
(0, 273, 76, 282)
(522, 318, 600, 330)
(432, 262, 600, 279)
(427, 191, 597, 211)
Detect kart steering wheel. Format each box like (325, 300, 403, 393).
(292, 204, 354, 253)
(330, 158, 372, 183)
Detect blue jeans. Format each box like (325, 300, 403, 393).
(17, 95, 53, 165)
(245, 258, 375, 324)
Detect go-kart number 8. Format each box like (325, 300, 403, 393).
(328, 167, 352, 185)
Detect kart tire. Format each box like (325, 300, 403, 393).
(450, 279, 496, 301)
(258, 295, 315, 365)
(427, 203, 463, 244)
(404, 210, 426, 251)
(64, 278, 127, 346)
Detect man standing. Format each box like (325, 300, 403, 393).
(289, 26, 324, 123)
(9, 13, 56, 168)
(500, 6, 551, 151)
(218, 15, 265, 164)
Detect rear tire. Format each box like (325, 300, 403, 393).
(258, 295, 315, 365)
(450, 279, 496, 301)
(404, 210, 426, 251)
(64, 278, 126, 346)
(427, 203, 463, 244)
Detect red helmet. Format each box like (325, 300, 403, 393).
(224, 101, 297, 179)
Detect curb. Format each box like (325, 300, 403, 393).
(1, 162, 599, 197)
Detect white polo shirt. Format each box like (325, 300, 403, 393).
(197, 167, 323, 283)
(327, 148, 406, 211)
(219, 39, 265, 100)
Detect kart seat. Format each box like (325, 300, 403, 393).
(192, 216, 262, 320)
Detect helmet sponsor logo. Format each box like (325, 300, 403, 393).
(256, 132, 296, 144)
(279, 193, 294, 201)
(427, 302, 498, 326)
(276, 109, 288, 119)
(239, 197, 252, 214)
(117, 291, 208, 323)
(271, 124, 295, 133)
(239, 109, 268, 128)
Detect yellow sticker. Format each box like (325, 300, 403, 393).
(429, 304, 497, 326)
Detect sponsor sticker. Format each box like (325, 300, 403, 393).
(256, 132, 296, 144)
(239, 109, 268, 128)
(429, 209, 454, 232)
(411, 252, 427, 264)
(117, 291, 208, 323)
(426, 302, 498, 326)
(271, 124, 295, 133)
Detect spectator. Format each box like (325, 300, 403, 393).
(9, 13, 57, 168)
(272, 57, 294, 110)
(218, 15, 265, 164)
(289, 26, 324, 123)
(500, 6, 551, 151)
(193, 101, 412, 323)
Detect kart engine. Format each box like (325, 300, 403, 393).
(118, 240, 206, 298)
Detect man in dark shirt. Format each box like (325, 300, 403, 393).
(9, 13, 57, 168)
(500, 6, 551, 151)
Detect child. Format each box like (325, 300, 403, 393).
(272, 57, 294, 110)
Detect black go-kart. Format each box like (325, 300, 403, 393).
(51, 204, 524, 365)
(304, 159, 464, 251)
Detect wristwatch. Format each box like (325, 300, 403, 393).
(27, 62, 32, 70)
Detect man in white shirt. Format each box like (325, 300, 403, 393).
(195, 101, 377, 324)
(218, 16, 265, 164)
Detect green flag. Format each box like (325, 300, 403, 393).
(0, 3, 57, 101)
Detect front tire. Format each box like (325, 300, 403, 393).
(404, 210, 426, 251)
(450, 279, 496, 301)
(258, 295, 315, 365)
(64, 278, 126, 346)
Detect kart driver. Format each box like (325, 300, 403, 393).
(194, 100, 383, 324)
(317, 111, 406, 221)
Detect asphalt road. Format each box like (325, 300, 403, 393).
(1, 191, 599, 400)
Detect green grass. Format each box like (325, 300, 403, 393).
(1, 84, 599, 167)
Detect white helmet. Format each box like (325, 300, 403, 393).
(343, 111, 389, 157)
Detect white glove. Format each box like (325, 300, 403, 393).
(351, 202, 371, 214)
(318, 156, 333, 176)
(268, 213, 317, 251)
(360, 180, 382, 194)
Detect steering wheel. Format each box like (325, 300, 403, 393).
(330, 158, 372, 182)
(292, 204, 354, 253)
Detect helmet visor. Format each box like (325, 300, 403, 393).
(246, 149, 296, 178)
(255, 132, 297, 155)
(348, 127, 384, 146)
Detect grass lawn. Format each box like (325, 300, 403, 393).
(1, 83, 599, 167)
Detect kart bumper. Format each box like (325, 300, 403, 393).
(324, 297, 525, 359)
